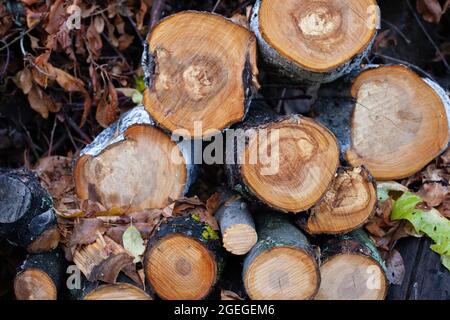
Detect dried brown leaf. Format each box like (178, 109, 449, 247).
(417, 0, 445, 24)
(386, 249, 405, 285)
(69, 218, 106, 247)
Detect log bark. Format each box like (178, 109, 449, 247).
(142, 11, 259, 138)
(225, 103, 339, 213)
(0, 169, 59, 253)
(242, 212, 320, 300)
(316, 229, 388, 300)
(74, 105, 198, 212)
(250, 0, 379, 84)
(14, 248, 67, 300)
(143, 213, 224, 300)
(215, 188, 257, 255)
(313, 64, 450, 180)
(297, 166, 377, 235)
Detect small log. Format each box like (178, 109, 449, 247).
(0, 169, 59, 253)
(316, 230, 388, 300)
(143, 214, 223, 300)
(215, 188, 257, 255)
(142, 11, 259, 138)
(250, 0, 379, 83)
(242, 212, 320, 300)
(74, 106, 197, 212)
(70, 275, 152, 300)
(297, 166, 377, 235)
(14, 248, 67, 300)
(313, 65, 450, 180)
(225, 103, 339, 213)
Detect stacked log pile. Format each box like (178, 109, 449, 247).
(1, 0, 449, 301)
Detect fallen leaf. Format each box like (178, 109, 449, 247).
(221, 289, 243, 300)
(69, 218, 106, 247)
(123, 224, 146, 263)
(417, 0, 446, 24)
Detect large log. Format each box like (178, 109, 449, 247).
(242, 212, 320, 300)
(142, 11, 259, 138)
(225, 103, 339, 213)
(250, 0, 379, 83)
(215, 188, 257, 255)
(14, 248, 67, 300)
(297, 166, 377, 235)
(313, 65, 450, 180)
(316, 230, 388, 300)
(143, 214, 224, 300)
(0, 169, 59, 253)
(74, 106, 197, 212)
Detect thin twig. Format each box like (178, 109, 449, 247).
(212, 0, 221, 13)
(381, 18, 411, 44)
(372, 52, 436, 80)
(150, 0, 165, 29)
(406, 0, 450, 72)
(0, 40, 10, 78)
(0, 23, 40, 52)
(47, 116, 58, 156)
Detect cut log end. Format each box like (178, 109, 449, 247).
(145, 234, 217, 300)
(74, 124, 188, 211)
(257, 0, 377, 72)
(244, 246, 319, 300)
(305, 166, 377, 234)
(346, 65, 449, 180)
(316, 253, 387, 300)
(83, 283, 152, 300)
(240, 116, 339, 212)
(143, 11, 258, 138)
(223, 223, 258, 255)
(14, 268, 57, 300)
(27, 227, 60, 253)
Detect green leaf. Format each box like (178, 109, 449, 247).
(116, 88, 143, 105)
(123, 224, 145, 263)
(135, 77, 146, 93)
(391, 192, 450, 271)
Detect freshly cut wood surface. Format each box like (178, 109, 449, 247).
(316, 231, 388, 300)
(317, 253, 387, 300)
(14, 249, 66, 300)
(243, 212, 320, 300)
(14, 268, 57, 300)
(215, 188, 257, 255)
(143, 11, 259, 138)
(144, 215, 223, 300)
(146, 234, 216, 300)
(83, 283, 152, 300)
(240, 116, 339, 213)
(303, 166, 377, 234)
(250, 0, 378, 83)
(346, 65, 449, 180)
(258, 0, 377, 72)
(74, 124, 188, 211)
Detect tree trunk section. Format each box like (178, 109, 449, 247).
(215, 187, 257, 255)
(0, 169, 59, 253)
(225, 102, 339, 213)
(313, 64, 450, 180)
(14, 248, 67, 300)
(250, 0, 379, 84)
(142, 11, 259, 138)
(242, 212, 320, 300)
(297, 166, 377, 235)
(316, 229, 388, 300)
(143, 214, 224, 300)
(74, 105, 198, 212)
